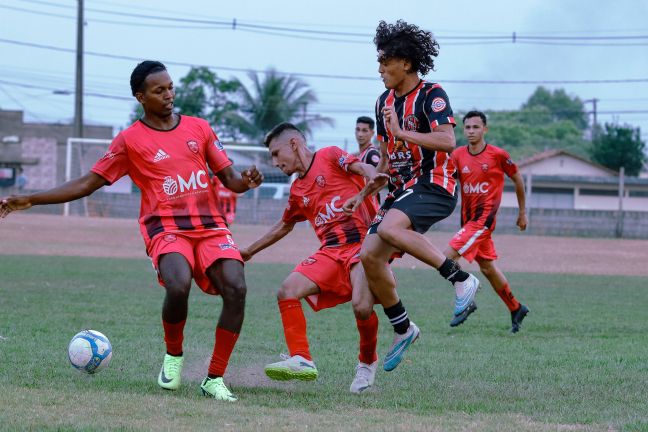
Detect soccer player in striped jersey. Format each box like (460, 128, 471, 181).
(0, 61, 263, 402)
(446, 111, 529, 332)
(357, 20, 480, 372)
(355, 116, 382, 204)
(240, 122, 387, 394)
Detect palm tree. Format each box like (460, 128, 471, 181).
(227, 68, 334, 143)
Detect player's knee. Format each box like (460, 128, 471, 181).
(376, 224, 397, 245)
(352, 300, 373, 320)
(479, 261, 494, 277)
(360, 248, 380, 270)
(163, 278, 191, 300)
(220, 279, 247, 305)
(277, 280, 299, 300)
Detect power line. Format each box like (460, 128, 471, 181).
(2, 37, 648, 85)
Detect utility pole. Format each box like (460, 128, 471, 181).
(74, 0, 84, 138)
(584, 98, 598, 139)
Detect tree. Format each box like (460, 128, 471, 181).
(227, 68, 333, 143)
(590, 123, 646, 176)
(128, 67, 241, 139)
(522, 87, 588, 130)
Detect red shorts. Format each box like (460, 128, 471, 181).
(147, 229, 243, 295)
(294, 243, 361, 312)
(448, 221, 498, 263)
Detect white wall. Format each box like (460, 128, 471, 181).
(520, 155, 614, 177)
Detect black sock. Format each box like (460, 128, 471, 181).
(384, 300, 410, 334)
(439, 258, 469, 284)
(207, 374, 222, 379)
(167, 351, 183, 357)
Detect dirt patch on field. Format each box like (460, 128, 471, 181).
(1, 213, 647, 276)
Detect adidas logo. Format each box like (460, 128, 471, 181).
(461, 166, 471, 173)
(153, 149, 170, 162)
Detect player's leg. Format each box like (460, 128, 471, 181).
(349, 261, 378, 393)
(157, 252, 193, 391)
(199, 258, 246, 401)
(444, 244, 478, 327)
(477, 258, 528, 333)
(360, 233, 419, 372)
(264, 271, 320, 381)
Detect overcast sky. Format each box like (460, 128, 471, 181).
(1, 0, 647, 152)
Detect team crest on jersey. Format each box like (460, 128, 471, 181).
(431, 97, 447, 113)
(403, 114, 419, 131)
(481, 163, 489, 172)
(301, 257, 317, 266)
(315, 175, 326, 187)
(163, 234, 177, 242)
(303, 196, 310, 207)
(186, 140, 199, 153)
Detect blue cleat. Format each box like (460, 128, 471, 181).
(450, 273, 480, 326)
(383, 322, 420, 372)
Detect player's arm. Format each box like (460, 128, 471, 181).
(215, 165, 264, 193)
(510, 172, 528, 231)
(239, 219, 296, 261)
(0, 172, 107, 218)
(382, 106, 455, 153)
(376, 140, 389, 173)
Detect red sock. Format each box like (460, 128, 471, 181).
(162, 319, 186, 356)
(495, 283, 521, 312)
(278, 298, 312, 361)
(356, 311, 379, 364)
(208, 327, 240, 377)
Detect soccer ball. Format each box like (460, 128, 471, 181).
(68, 330, 113, 374)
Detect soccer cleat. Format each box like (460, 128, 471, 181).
(452, 273, 481, 322)
(264, 354, 318, 381)
(200, 377, 237, 402)
(450, 301, 478, 327)
(350, 360, 378, 394)
(511, 304, 529, 333)
(383, 322, 420, 372)
(157, 353, 184, 390)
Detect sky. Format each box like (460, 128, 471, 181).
(1, 0, 647, 152)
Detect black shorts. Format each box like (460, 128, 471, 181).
(368, 182, 457, 234)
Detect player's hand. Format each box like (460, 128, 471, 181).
(343, 194, 363, 215)
(368, 172, 389, 190)
(517, 212, 528, 231)
(242, 165, 263, 189)
(239, 248, 253, 262)
(0, 195, 32, 218)
(382, 105, 402, 139)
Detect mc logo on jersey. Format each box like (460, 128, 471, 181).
(463, 182, 490, 194)
(314, 196, 343, 227)
(162, 170, 210, 196)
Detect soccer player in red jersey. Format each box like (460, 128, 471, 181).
(0, 61, 263, 401)
(447, 111, 529, 332)
(239, 122, 387, 394)
(357, 20, 481, 372)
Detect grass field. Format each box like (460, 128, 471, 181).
(1, 255, 647, 431)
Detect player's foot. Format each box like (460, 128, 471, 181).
(383, 322, 420, 372)
(157, 353, 184, 390)
(451, 273, 481, 326)
(350, 360, 378, 394)
(511, 304, 529, 333)
(200, 377, 237, 402)
(264, 354, 318, 381)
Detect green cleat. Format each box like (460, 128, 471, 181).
(157, 354, 184, 390)
(264, 354, 318, 381)
(200, 377, 237, 402)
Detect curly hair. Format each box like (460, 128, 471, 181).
(374, 20, 439, 75)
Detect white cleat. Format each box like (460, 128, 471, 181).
(350, 360, 378, 394)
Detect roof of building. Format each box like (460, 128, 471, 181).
(517, 149, 618, 176)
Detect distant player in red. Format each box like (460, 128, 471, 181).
(240, 122, 387, 394)
(0, 61, 264, 401)
(447, 110, 529, 332)
(212, 175, 238, 224)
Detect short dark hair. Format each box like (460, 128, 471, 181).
(130, 61, 167, 96)
(463, 110, 488, 126)
(356, 116, 375, 129)
(264, 122, 305, 147)
(374, 20, 439, 75)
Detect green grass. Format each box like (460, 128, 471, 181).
(0, 255, 647, 431)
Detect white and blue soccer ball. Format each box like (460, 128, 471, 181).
(68, 330, 113, 374)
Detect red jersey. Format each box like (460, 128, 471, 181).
(282, 146, 377, 248)
(212, 175, 238, 224)
(375, 80, 457, 197)
(452, 144, 518, 230)
(91, 115, 232, 243)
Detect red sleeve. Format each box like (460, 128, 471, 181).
(327, 146, 360, 172)
(499, 148, 518, 178)
(282, 191, 306, 224)
(204, 123, 232, 174)
(90, 133, 129, 185)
